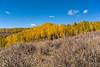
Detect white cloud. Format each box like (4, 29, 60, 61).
(67, 9, 79, 16)
(5, 11, 10, 15)
(48, 16, 55, 18)
(83, 10, 88, 14)
(31, 24, 36, 27)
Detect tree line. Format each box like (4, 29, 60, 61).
(0, 21, 100, 47)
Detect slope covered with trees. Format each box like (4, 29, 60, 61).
(0, 28, 28, 47)
(0, 21, 100, 47)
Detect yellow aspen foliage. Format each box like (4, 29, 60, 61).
(5, 34, 18, 47)
(3, 22, 100, 47)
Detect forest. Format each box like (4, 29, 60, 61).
(0, 21, 100, 47)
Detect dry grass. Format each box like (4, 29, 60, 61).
(0, 31, 100, 67)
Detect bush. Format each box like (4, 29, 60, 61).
(0, 31, 100, 67)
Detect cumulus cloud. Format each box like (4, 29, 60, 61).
(67, 9, 79, 16)
(48, 16, 55, 18)
(5, 11, 10, 15)
(31, 24, 36, 27)
(83, 10, 88, 14)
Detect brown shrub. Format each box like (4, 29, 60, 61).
(0, 31, 100, 67)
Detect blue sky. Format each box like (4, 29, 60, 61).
(0, 0, 100, 28)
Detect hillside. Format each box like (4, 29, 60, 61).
(0, 31, 100, 67)
(0, 28, 28, 47)
(0, 21, 100, 47)
(0, 28, 29, 38)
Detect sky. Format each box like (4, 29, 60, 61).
(0, 0, 100, 28)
